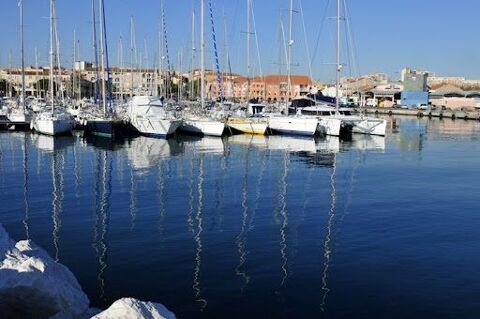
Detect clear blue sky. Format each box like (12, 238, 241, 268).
(1, 0, 479, 82)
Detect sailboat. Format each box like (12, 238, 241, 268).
(32, 0, 74, 136)
(327, 0, 387, 137)
(86, 0, 122, 137)
(266, 0, 319, 137)
(225, 0, 268, 136)
(7, 0, 32, 130)
(180, 0, 225, 137)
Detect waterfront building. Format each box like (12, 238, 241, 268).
(200, 71, 313, 102)
(429, 84, 480, 110)
(401, 67, 430, 107)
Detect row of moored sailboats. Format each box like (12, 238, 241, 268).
(4, 0, 386, 138)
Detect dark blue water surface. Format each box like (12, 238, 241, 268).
(1, 116, 479, 319)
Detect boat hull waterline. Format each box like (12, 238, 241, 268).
(227, 118, 268, 135)
(267, 116, 318, 137)
(180, 119, 225, 137)
(130, 116, 182, 138)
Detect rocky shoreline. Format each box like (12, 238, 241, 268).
(0, 224, 176, 319)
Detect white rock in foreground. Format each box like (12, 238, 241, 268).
(0, 224, 90, 319)
(0, 224, 176, 319)
(91, 298, 176, 319)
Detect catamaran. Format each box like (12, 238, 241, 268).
(327, 0, 387, 137)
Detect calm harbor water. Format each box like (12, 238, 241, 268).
(1, 116, 479, 318)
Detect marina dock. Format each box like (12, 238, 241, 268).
(359, 107, 480, 121)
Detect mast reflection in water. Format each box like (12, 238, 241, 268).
(1, 116, 480, 319)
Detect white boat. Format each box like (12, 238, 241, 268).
(266, 115, 318, 137)
(226, 117, 267, 135)
(8, 0, 32, 129)
(7, 107, 33, 125)
(300, 105, 344, 136)
(323, 0, 387, 137)
(299, 102, 386, 136)
(127, 96, 182, 138)
(31, 0, 74, 136)
(32, 111, 74, 136)
(30, 98, 47, 113)
(337, 112, 387, 136)
(181, 117, 225, 137)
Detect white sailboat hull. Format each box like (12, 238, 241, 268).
(227, 118, 268, 135)
(351, 118, 387, 136)
(267, 116, 318, 137)
(317, 117, 342, 136)
(33, 118, 74, 136)
(7, 112, 32, 124)
(339, 116, 387, 136)
(181, 120, 225, 137)
(130, 116, 182, 137)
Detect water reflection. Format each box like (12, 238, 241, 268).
(22, 134, 30, 239)
(235, 147, 250, 291)
(178, 135, 226, 155)
(31, 134, 74, 153)
(51, 149, 66, 262)
(157, 161, 166, 235)
(278, 151, 289, 287)
(129, 167, 137, 231)
(7, 116, 465, 318)
(127, 136, 182, 173)
(320, 154, 337, 312)
(274, 152, 289, 286)
(72, 137, 81, 199)
(187, 156, 195, 236)
(193, 155, 207, 311)
(341, 135, 386, 153)
(92, 149, 112, 300)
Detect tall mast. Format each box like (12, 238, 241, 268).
(246, 0, 251, 103)
(130, 16, 134, 99)
(77, 40, 81, 99)
(99, 0, 107, 115)
(8, 50, 12, 98)
(223, 13, 233, 99)
(159, 1, 164, 97)
(190, 10, 195, 100)
(335, 0, 340, 114)
(73, 29, 76, 100)
(178, 48, 183, 101)
(20, 0, 26, 108)
(287, 0, 293, 114)
(200, 0, 205, 108)
(49, 0, 55, 113)
(119, 35, 124, 100)
(101, 0, 113, 111)
(92, 0, 100, 104)
(34, 47, 39, 98)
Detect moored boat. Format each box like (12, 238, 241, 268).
(266, 115, 318, 137)
(226, 117, 267, 135)
(127, 96, 182, 138)
(32, 111, 74, 136)
(180, 117, 225, 137)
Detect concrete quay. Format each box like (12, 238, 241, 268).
(358, 107, 480, 121)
